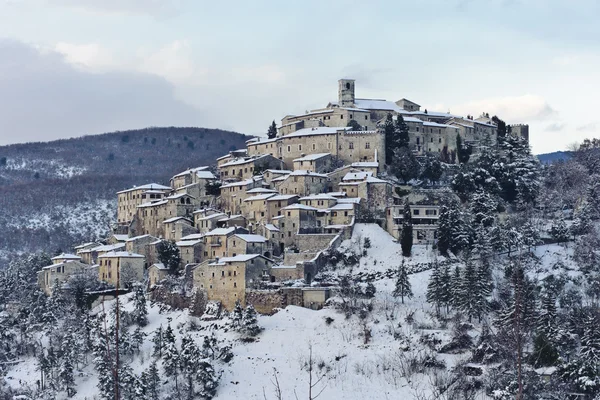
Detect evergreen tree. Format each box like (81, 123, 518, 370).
(390, 147, 420, 183)
(230, 300, 243, 330)
(383, 113, 396, 165)
(550, 216, 569, 244)
(530, 333, 559, 367)
(440, 264, 453, 313)
(242, 305, 261, 336)
(456, 133, 472, 164)
(450, 265, 462, 308)
(420, 154, 443, 184)
(458, 260, 489, 322)
(401, 201, 413, 257)
(426, 260, 443, 314)
(437, 202, 471, 255)
(132, 326, 145, 354)
(180, 334, 202, 399)
(267, 120, 278, 139)
(132, 285, 149, 327)
(162, 328, 180, 393)
(157, 241, 182, 274)
(152, 325, 163, 358)
(145, 361, 160, 400)
(393, 260, 412, 304)
(469, 189, 497, 228)
(394, 114, 410, 148)
(195, 359, 218, 400)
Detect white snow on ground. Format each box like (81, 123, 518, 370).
(4, 225, 581, 399)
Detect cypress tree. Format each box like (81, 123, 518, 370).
(267, 120, 278, 139)
(401, 201, 413, 257)
(395, 114, 410, 148)
(383, 113, 396, 165)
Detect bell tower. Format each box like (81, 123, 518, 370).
(338, 79, 355, 107)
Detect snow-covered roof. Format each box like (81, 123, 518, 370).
(354, 98, 404, 112)
(234, 234, 267, 243)
(89, 243, 125, 253)
(42, 260, 86, 270)
(74, 242, 99, 250)
(342, 171, 373, 181)
(162, 216, 193, 224)
(166, 193, 195, 200)
(247, 137, 278, 145)
(137, 200, 168, 208)
(180, 233, 205, 241)
(244, 193, 276, 202)
(267, 194, 298, 201)
(51, 253, 81, 261)
(172, 166, 209, 179)
(246, 188, 278, 194)
(299, 193, 337, 201)
(328, 191, 347, 197)
(211, 254, 264, 264)
(289, 170, 328, 178)
(293, 153, 331, 162)
(220, 177, 262, 189)
(283, 127, 348, 139)
(351, 162, 379, 168)
(117, 183, 171, 194)
(265, 169, 292, 175)
(282, 204, 319, 211)
(271, 175, 289, 183)
(366, 176, 388, 184)
(205, 227, 236, 236)
(220, 154, 270, 167)
(337, 197, 362, 204)
(149, 262, 168, 270)
(196, 170, 216, 179)
(112, 234, 129, 242)
(423, 121, 458, 129)
(125, 234, 154, 242)
(328, 203, 355, 211)
(264, 223, 280, 232)
(196, 212, 227, 221)
(176, 239, 203, 247)
(98, 251, 144, 258)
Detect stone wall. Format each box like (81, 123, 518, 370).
(296, 233, 339, 252)
(150, 286, 207, 316)
(245, 290, 285, 315)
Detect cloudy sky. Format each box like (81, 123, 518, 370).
(0, 0, 598, 153)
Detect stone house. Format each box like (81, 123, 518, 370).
(133, 193, 196, 238)
(162, 216, 195, 242)
(51, 253, 82, 265)
(275, 170, 328, 197)
(219, 177, 263, 214)
(216, 149, 248, 168)
(218, 154, 284, 181)
(203, 227, 248, 259)
(292, 153, 332, 173)
(98, 251, 145, 288)
(170, 166, 214, 190)
(148, 263, 169, 287)
(227, 234, 268, 257)
(261, 170, 291, 186)
(192, 254, 273, 310)
(176, 239, 204, 266)
(242, 193, 275, 224)
(78, 243, 125, 265)
(74, 242, 101, 256)
(386, 204, 441, 245)
(245, 137, 279, 158)
(194, 209, 227, 233)
(38, 260, 89, 295)
(338, 172, 393, 216)
(325, 203, 356, 226)
(108, 234, 129, 244)
(265, 194, 299, 221)
(278, 204, 320, 247)
(125, 234, 159, 266)
(299, 194, 338, 209)
(116, 183, 171, 226)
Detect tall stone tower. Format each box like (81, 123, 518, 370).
(338, 79, 355, 107)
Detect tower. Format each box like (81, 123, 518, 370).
(338, 79, 355, 107)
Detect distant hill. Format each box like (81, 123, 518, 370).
(0, 127, 251, 264)
(536, 151, 573, 164)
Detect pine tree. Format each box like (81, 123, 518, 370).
(469, 189, 497, 228)
(550, 216, 569, 244)
(242, 305, 261, 336)
(395, 114, 410, 148)
(132, 326, 145, 354)
(267, 120, 278, 139)
(152, 325, 163, 358)
(180, 334, 202, 399)
(437, 202, 471, 255)
(132, 285, 149, 327)
(440, 264, 453, 313)
(196, 358, 218, 400)
(450, 265, 462, 308)
(393, 260, 412, 304)
(162, 330, 180, 393)
(157, 241, 182, 274)
(401, 201, 413, 257)
(456, 133, 472, 164)
(426, 260, 443, 315)
(230, 300, 243, 330)
(383, 113, 396, 165)
(145, 361, 160, 400)
(458, 260, 488, 322)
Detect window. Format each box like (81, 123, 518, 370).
(349, 142, 354, 149)
(221, 271, 225, 277)
(426, 209, 437, 216)
(312, 143, 316, 150)
(416, 127, 419, 132)
(416, 137, 420, 144)
(413, 209, 420, 215)
(234, 282, 237, 288)
(439, 138, 442, 143)
(430, 138, 433, 143)
(287, 146, 291, 152)
(340, 115, 343, 119)
(234, 271, 237, 276)
(298, 145, 302, 151)
(365, 115, 368, 120)
(365, 142, 370, 149)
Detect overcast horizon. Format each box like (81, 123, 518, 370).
(1, 0, 599, 154)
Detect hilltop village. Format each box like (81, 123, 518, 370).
(37, 79, 529, 313)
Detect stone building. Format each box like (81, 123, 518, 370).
(194, 209, 227, 233)
(219, 177, 264, 214)
(148, 263, 169, 287)
(386, 204, 440, 244)
(125, 234, 159, 266)
(292, 153, 332, 173)
(227, 234, 268, 257)
(192, 254, 273, 310)
(265, 194, 299, 221)
(78, 243, 125, 265)
(162, 216, 195, 242)
(218, 154, 284, 181)
(38, 260, 89, 295)
(97, 251, 145, 288)
(176, 238, 204, 266)
(116, 183, 171, 226)
(202, 227, 249, 259)
(133, 193, 196, 238)
(510, 124, 530, 141)
(275, 170, 328, 197)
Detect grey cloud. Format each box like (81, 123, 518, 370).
(0, 39, 205, 145)
(545, 123, 565, 132)
(576, 122, 598, 132)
